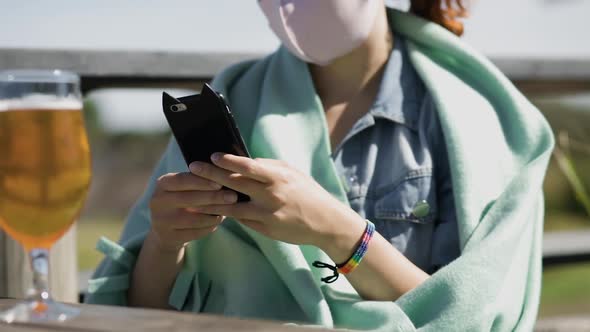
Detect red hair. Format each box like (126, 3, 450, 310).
(410, 0, 468, 36)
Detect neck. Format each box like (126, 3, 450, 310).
(310, 7, 393, 107)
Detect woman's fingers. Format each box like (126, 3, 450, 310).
(189, 160, 264, 195)
(195, 202, 266, 221)
(209, 153, 272, 182)
(149, 172, 236, 249)
(151, 189, 238, 209)
(149, 209, 224, 249)
(157, 172, 222, 191)
(163, 209, 224, 230)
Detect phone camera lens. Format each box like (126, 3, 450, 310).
(170, 103, 187, 112)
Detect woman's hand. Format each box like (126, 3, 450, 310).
(188, 153, 429, 301)
(189, 153, 365, 252)
(148, 171, 240, 252)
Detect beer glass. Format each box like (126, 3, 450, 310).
(0, 70, 91, 322)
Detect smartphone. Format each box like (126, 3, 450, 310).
(162, 83, 251, 202)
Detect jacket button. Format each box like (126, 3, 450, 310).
(412, 200, 430, 218)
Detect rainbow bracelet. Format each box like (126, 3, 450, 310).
(312, 220, 375, 283)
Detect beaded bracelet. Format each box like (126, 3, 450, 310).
(312, 220, 375, 284)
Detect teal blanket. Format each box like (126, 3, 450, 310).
(86, 9, 554, 331)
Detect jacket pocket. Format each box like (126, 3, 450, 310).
(374, 168, 438, 224)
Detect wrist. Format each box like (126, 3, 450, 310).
(316, 208, 367, 264)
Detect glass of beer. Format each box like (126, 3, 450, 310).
(0, 70, 91, 322)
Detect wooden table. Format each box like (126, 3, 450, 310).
(0, 299, 330, 332)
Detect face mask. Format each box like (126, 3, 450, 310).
(258, 0, 380, 65)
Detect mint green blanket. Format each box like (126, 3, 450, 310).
(86, 9, 554, 331)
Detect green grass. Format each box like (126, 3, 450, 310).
(77, 217, 124, 271)
(545, 211, 590, 232)
(540, 263, 590, 317)
(76, 216, 590, 317)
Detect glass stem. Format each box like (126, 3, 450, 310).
(28, 248, 51, 304)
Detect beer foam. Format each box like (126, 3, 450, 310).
(0, 94, 82, 111)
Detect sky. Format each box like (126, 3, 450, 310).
(1, 0, 589, 132)
(1, 0, 589, 59)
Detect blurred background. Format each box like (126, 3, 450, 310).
(1, 0, 589, 319)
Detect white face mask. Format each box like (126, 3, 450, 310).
(258, 0, 381, 65)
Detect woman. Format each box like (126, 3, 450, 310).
(87, 1, 554, 331)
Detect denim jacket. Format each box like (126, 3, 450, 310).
(331, 37, 460, 273)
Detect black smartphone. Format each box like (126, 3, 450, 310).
(162, 83, 251, 202)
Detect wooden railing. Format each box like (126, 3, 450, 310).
(543, 230, 590, 265)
